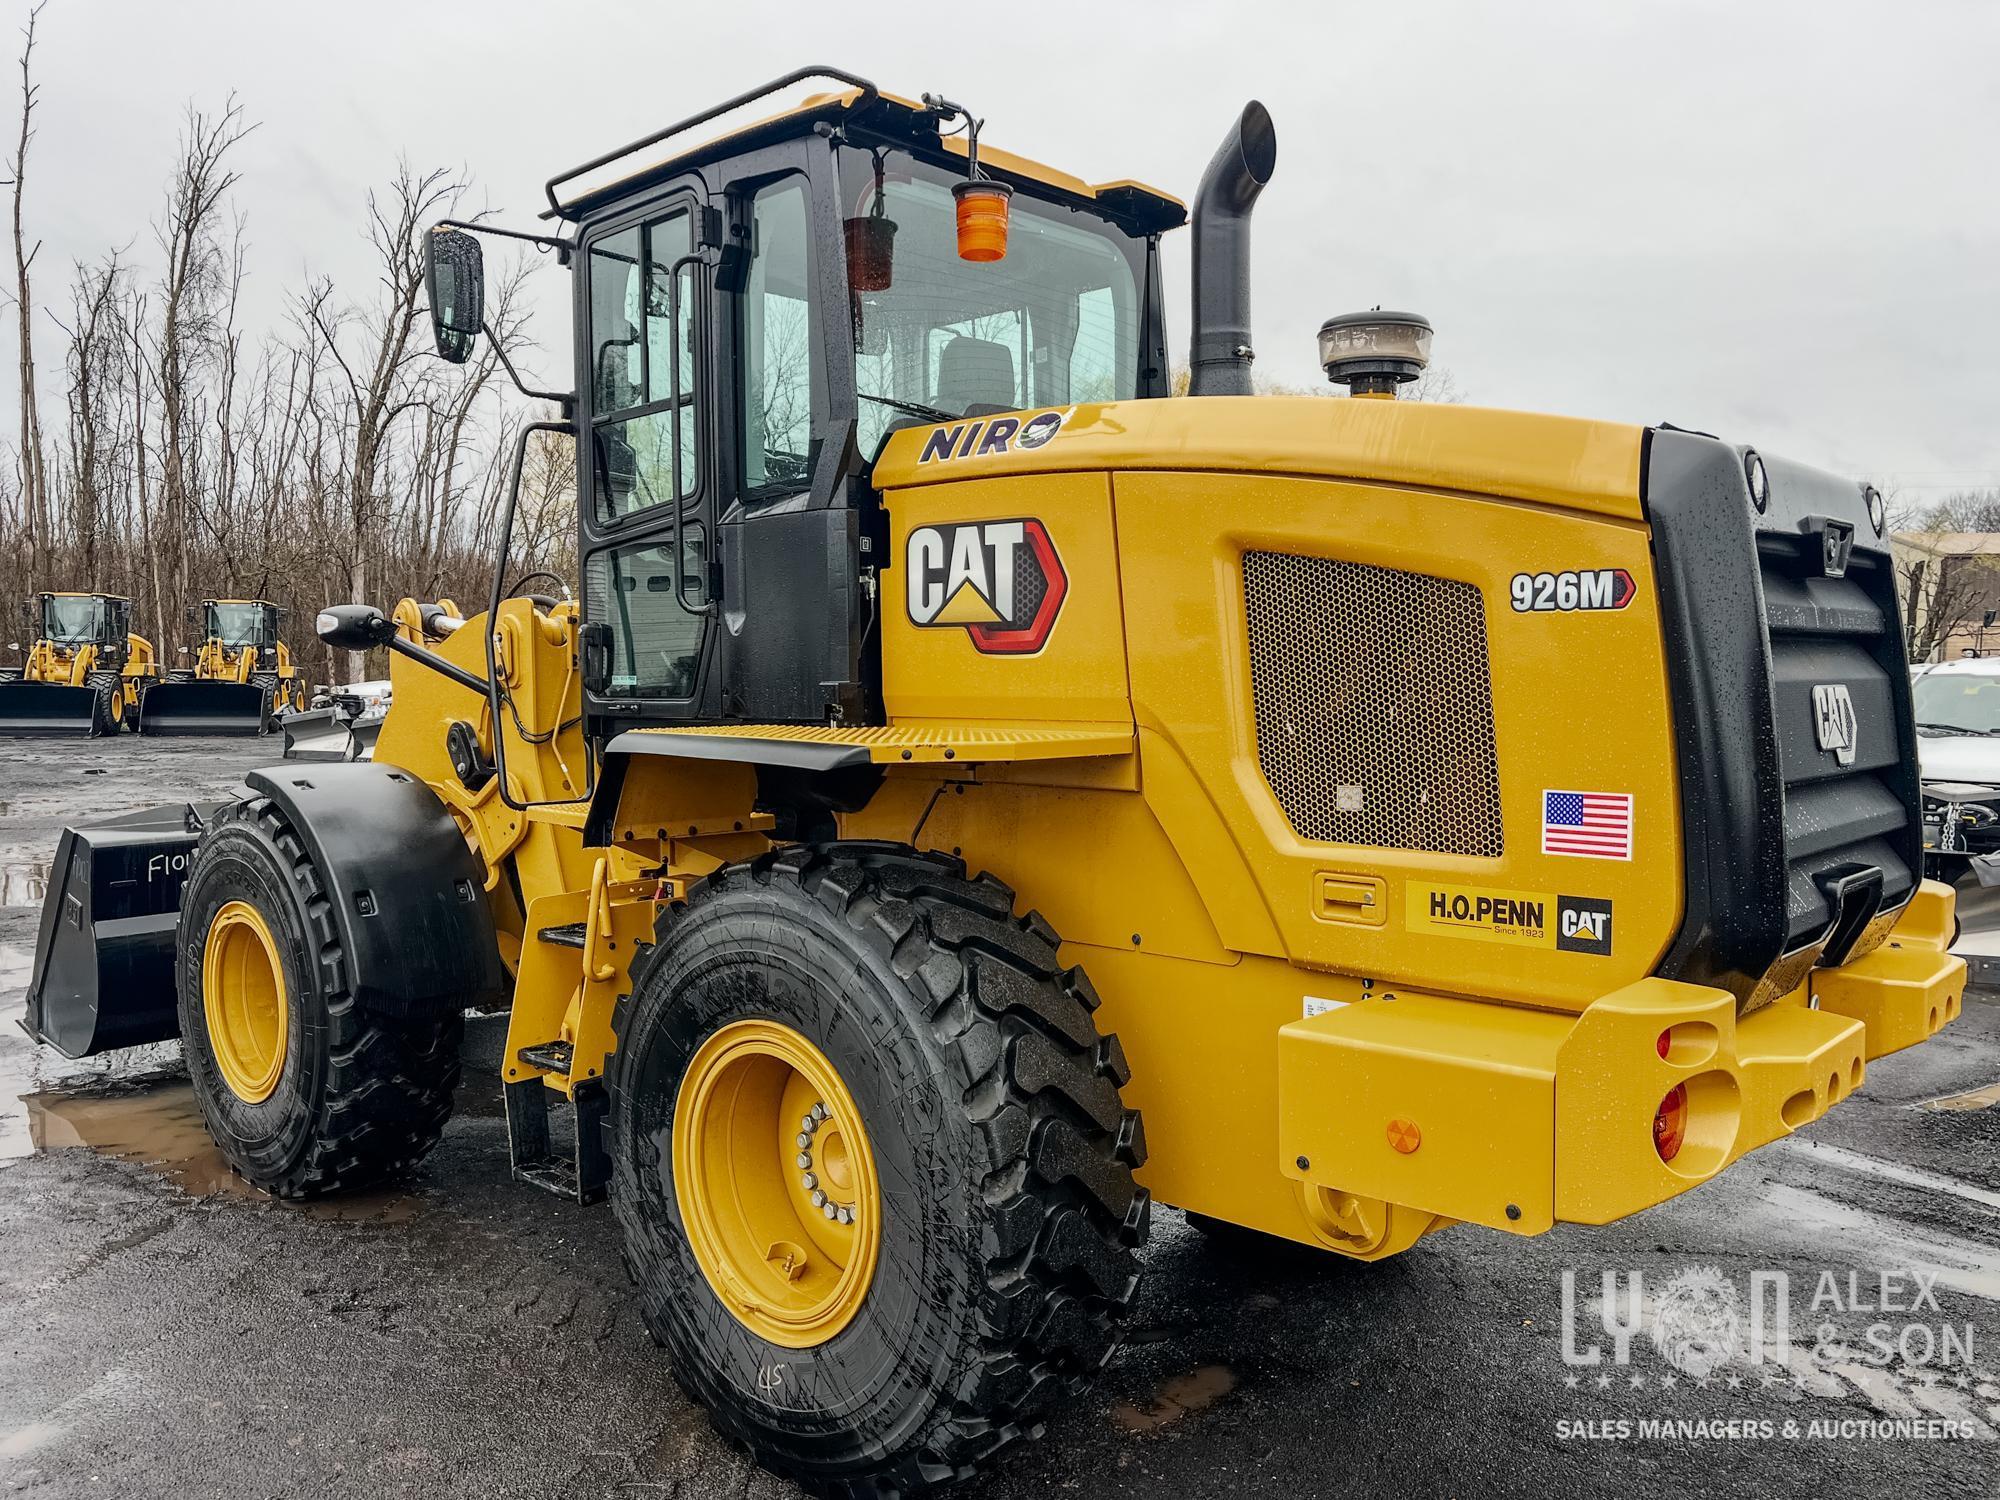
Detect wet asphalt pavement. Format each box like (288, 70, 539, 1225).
(1, 738, 1997, 1499)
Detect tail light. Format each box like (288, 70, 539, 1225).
(1654, 1083, 1689, 1161)
(1653, 1028, 1687, 1161)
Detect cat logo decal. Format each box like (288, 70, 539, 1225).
(905, 518, 1067, 655)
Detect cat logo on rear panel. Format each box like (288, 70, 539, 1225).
(905, 518, 1067, 655)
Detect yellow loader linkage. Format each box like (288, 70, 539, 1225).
(21, 68, 1961, 1496)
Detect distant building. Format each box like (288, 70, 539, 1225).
(1891, 532, 2000, 662)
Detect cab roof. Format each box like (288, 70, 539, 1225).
(546, 69, 1185, 236)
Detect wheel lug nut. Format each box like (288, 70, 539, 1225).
(812, 1102, 829, 1122)
(822, 1202, 838, 1220)
(837, 1206, 854, 1225)
(800, 1113, 816, 1133)
(801, 1171, 817, 1191)
(795, 1131, 811, 1149)
(810, 1189, 826, 1209)
(795, 1152, 810, 1169)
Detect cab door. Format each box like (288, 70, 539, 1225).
(577, 181, 718, 728)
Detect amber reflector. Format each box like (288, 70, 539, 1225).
(953, 180, 1012, 262)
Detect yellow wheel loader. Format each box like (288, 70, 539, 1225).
(138, 598, 310, 735)
(0, 591, 158, 736)
(21, 69, 1963, 1495)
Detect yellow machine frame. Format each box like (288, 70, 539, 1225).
(370, 394, 1961, 1260)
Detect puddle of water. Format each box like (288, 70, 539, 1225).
(1924, 1080, 2000, 1112)
(1752, 1181, 2000, 1303)
(18, 1078, 417, 1222)
(0, 859, 48, 907)
(0, 1419, 61, 1459)
(1111, 1365, 1237, 1434)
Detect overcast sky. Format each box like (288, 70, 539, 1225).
(6, 0, 1997, 497)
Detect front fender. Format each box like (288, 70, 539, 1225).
(245, 763, 505, 1021)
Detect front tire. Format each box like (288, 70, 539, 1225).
(610, 843, 1148, 1495)
(177, 797, 463, 1197)
(85, 668, 123, 736)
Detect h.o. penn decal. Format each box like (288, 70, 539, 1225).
(1406, 882, 1614, 954)
(1509, 568, 1635, 613)
(906, 517, 1067, 655)
(915, 409, 1067, 465)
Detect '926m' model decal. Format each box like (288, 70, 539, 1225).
(906, 518, 1067, 655)
(1509, 568, 1636, 612)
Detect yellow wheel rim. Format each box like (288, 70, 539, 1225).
(107, 689, 123, 724)
(201, 900, 290, 1103)
(673, 1020, 880, 1348)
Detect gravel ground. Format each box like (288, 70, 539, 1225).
(0, 736, 1996, 1499)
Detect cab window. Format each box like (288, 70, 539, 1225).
(837, 152, 1144, 454)
(740, 178, 820, 498)
(587, 209, 698, 523)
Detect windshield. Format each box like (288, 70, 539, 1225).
(836, 150, 1145, 456)
(209, 603, 271, 649)
(42, 595, 103, 644)
(1914, 673, 2000, 734)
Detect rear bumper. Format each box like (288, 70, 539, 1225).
(1277, 880, 1964, 1245)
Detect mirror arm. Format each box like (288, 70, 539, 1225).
(385, 635, 490, 696)
(483, 322, 575, 416)
(438, 217, 574, 267)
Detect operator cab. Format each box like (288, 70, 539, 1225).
(35, 593, 128, 649)
(203, 600, 280, 653)
(425, 71, 1179, 739)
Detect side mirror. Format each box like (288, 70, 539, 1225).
(425, 226, 485, 365)
(316, 604, 398, 652)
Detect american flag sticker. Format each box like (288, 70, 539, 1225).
(1542, 790, 1634, 860)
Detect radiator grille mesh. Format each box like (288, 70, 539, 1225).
(1243, 551, 1503, 856)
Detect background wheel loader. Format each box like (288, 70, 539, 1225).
(20, 68, 1966, 1495)
(137, 597, 310, 735)
(0, 590, 158, 735)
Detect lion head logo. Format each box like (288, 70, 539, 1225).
(1650, 1266, 1742, 1377)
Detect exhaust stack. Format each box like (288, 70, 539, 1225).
(1187, 101, 1277, 397)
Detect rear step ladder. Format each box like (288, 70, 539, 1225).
(505, 1049, 610, 1205)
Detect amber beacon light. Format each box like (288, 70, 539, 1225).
(924, 89, 1011, 262)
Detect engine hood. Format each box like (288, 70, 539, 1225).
(869, 396, 1645, 520)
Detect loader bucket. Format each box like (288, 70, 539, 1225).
(349, 711, 384, 761)
(24, 801, 225, 1059)
(282, 706, 355, 761)
(0, 680, 102, 735)
(138, 679, 271, 736)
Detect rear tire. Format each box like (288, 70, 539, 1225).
(176, 796, 462, 1197)
(610, 842, 1148, 1495)
(85, 668, 123, 736)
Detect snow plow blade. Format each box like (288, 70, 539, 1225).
(23, 801, 225, 1058)
(282, 706, 355, 761)
(0, 680, 101, 735)
(138, 680, 269, 736)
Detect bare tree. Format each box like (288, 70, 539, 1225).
(1889, 487, 2000, 662)
(4, 2, 48, 591)
(151, 97, 254, 636)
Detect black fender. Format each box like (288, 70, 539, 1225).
(242, 763, 505, 1021)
